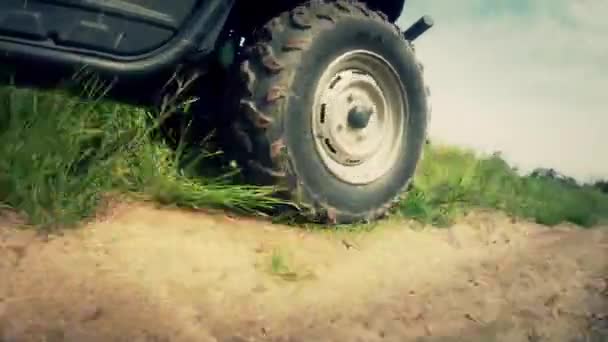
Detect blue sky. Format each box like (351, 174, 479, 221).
(397, 0, 607, 182)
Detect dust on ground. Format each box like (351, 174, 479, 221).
(0, 203, 606, 342)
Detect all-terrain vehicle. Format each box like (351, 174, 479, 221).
(0, 0, 433, 224)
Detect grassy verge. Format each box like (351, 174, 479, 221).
(399, 145, 608, 228)
(0, 83, 286, 229)
(1, 83, 607, 230)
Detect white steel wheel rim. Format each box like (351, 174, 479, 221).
(311, 50, 407, 185)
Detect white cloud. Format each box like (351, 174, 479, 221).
(397, 0, 608, 181)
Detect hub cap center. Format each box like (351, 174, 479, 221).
(347, 106, 373, 129)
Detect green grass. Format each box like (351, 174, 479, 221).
(399, 145, 608, 228)
(0, 81, 287, 229)
(1, 79, 607, 230)
(266, 247, 316, 281)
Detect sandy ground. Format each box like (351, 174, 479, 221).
(0, 203, 606, 342)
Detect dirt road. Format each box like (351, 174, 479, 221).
(0, 203, 606, 342)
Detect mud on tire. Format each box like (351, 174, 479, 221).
(223, 0, 429, 224)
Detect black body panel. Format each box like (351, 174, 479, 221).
(39, 0, 197, 28)
(0, 0, 201, 56)
(0, 0, 234, 78)
(0, 1, 175, 55)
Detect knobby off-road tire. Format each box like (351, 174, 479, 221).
(224, 0, 429, 224)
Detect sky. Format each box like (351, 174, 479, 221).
(397, 0, 607, 182)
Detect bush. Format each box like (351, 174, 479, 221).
(594, 180, 608, 194)
(399, 145, 608, 228)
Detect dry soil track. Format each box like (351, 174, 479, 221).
(0, 203, 607, 342)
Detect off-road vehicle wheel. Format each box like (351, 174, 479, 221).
(225, 0, 429, 224)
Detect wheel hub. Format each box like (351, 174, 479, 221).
(347, 106, 373, 129)
(312, 50, 408, 185)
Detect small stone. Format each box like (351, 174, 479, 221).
(252, 284, 267, 293)
(80, 305, 103, 322)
